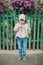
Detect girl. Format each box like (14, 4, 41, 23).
(14, 14, 30, 60)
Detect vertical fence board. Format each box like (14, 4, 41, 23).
(3, 14, 5, 50)
(40, 11, 43, 50)
(6, 13, 9, 50)
(10, 14, 13, 50)
(0, 18, 1, 49)
(33, 14, 36, 49)
(14, 11, 16, 49)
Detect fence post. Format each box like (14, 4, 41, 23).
(37, 10, 40, 49)
(33, 10, 36, 50)
(40, 11, 43, 50)
(14, 10, 16, 49)
(29, 11, 32, 50)
(3, 13, 5, 50)
(10, 14, 13, 50)
(0, 17, 1, 49)
(6, 12, 9, 50)
(29, 17, 32, 49)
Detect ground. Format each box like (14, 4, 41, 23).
(0, 50, 43, 65)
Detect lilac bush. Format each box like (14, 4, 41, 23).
(0, 0, 5, 12)
(0, 0, 43, 13)
(8, 0, 36, 12)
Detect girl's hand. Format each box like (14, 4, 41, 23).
(18, 25, 22, 29)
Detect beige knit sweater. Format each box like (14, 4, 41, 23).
(14, 23, 30, 38)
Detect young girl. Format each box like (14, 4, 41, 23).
(14, 14, 30, 60)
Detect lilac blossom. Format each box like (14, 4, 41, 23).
(0, 0, 4, 12)
(8, 0, 36, 11)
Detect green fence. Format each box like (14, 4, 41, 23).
(0, 10, 43, 50)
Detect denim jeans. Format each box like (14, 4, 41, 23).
(17, 37, 27, 58)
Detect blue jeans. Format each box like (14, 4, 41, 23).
(17, 37, 27, 58)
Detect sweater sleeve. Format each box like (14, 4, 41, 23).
(14, 23, 19, 32)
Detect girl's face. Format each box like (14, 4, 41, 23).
(20, 19, 25, 24)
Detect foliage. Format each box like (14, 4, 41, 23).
(8, 0, 36, 12)
(37, 0, 43, 8)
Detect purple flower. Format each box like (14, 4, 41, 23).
(15, 6, 19, 9)
(0, 0, 4, 12)
(20, 7, 23, 11)
(24, 1, 28, 4)
(8, 0, 37, 11)
(9, 6, 13, 10)
(21, 0, 23, 4)
(31, 0, 36, 3)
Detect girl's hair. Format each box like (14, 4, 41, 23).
(25, 19, 26, 23)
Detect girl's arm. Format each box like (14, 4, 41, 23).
(14, 23, 19, 32)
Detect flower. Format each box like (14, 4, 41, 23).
(0, 0, 5, 12)
(8, 0, 36, 11)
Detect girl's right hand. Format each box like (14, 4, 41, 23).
(18, 25, 22, 29)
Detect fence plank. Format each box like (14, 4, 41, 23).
(37, 10, 41, 49)
(3, 14, 5, 50)
(6, 12, 9, 50)
(33, 15, 36, 49)
(29, 17, 32, 49)
(0, 19, 1, 49)
(40, 11, 43, 50)
(14, 11, 16, 49)
(10, 14, 13, 50)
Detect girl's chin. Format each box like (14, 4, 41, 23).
(21, 23, 25, 24)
